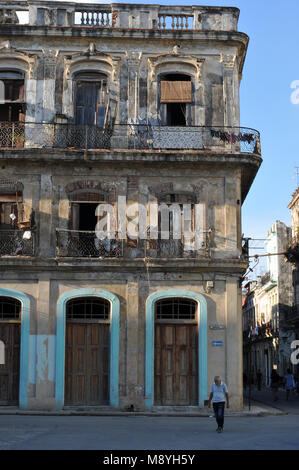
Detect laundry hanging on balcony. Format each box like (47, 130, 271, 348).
(210, 129, 255, 144)
(160, 81, 192, 103)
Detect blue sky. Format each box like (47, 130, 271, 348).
(54, 0, 298, 242)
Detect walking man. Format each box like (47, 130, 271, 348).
(208, 376, 229, 433)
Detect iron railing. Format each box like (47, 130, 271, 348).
(0, 122, 261, 155)
(56, 229, 210, 258)
(0, 229, 35, 256)
(56, 229, 123, 258)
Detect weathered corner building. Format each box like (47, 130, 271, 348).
(0, 1, 261, 411)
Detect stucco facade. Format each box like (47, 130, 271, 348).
(0, 1, 261, 411)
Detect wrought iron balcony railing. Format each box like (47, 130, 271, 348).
(0, 122, 261, 155)
(56, 229, 123, 258)
(56, 229, 210, 259)
(0, 229, 35, 256)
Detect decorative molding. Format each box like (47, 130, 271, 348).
(220, 54, 236, 69)
(125, 51, 142, 69)
(0, 46, 38, 78)
(42, 48, 59, 65)
(63, 50, 119, 81)
(65, 180, 116, 195)
(148, 53, 205, 81)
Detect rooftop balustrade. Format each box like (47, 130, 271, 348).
(0, 1, 239, 31)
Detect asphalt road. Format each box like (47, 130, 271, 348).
(0, 414, 299, 450)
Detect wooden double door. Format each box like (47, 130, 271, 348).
(0, 322, 20, 405)
(155, 323, 198, 406)
(65, 322, 110, 406)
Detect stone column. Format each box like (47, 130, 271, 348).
(221, 54, 236, 127)
(126, 281, 143, 409)
(226, 277, 243, 410)
(42, 49, 59, 123)
(38, 172, 53, 258)
(126, 52, 142, 121)
(225, 175, 238, 256)
(34, 274, 55, 410)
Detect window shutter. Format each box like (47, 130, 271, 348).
(71, 203, 80, 230)
(161, 81, 192, 103)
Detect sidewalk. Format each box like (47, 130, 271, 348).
(244, 386, 299, 415)
(0, 401, 285, 417)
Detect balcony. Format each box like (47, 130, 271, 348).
(0, 2, 239, 32)
(56, 230, 123, 258)
(56, 229, 210, 259)
(0, 229, 35, 256)
(0, 122, 261, 155)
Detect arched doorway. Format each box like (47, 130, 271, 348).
(145, 289, 207, 409)
(0, 296, 21, 405)
(64, 297, 110, 405)
(154, 297, 198, 405)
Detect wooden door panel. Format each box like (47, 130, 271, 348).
(0, 323, 20, 405)
(65, 323, 110, 405)
(155, 323, 198, 406)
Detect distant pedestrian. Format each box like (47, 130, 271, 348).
(271, 369, 280, 401)
(208, 376, 229, 433)
(256, 369, 262, 391)
(284, 368, 295, 401)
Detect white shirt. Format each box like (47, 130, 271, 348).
(210, 381, 228, 403)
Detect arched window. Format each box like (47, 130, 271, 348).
(155, 297, 196, 321)
(66, 297, 110, 321)
(0, 70, 25, 122)
(159, 73, 192, 126)
(74, 71, 108, 127)
(0, 296, 21, 320)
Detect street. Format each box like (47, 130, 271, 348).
(0, 388, 298, 450)
(0, 413, 299, 450)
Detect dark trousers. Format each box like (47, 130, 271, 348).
(213, 402, 225, 428)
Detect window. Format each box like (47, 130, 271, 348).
(74, 72, 108, 127)
(0, 191, 23, 229)
(159, 74, 192, 126)
(0, 70, 25, 122)
(69, 191, 108, 232)
(66, 297, 110, 321)
(0, 297, 21, 321)
(158, 193, 196, 238)
(156, 298, 196, 321)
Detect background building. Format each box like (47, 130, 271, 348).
(243, 221, 293, 386)
(0, 1, 261, 411)
(285, 188, 299, 376)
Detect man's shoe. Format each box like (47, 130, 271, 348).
(218, 427, 223, 433)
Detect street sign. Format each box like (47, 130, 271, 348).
(212, 340, 224, 347)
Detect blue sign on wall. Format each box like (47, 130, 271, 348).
(212, 340, 224, 347)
